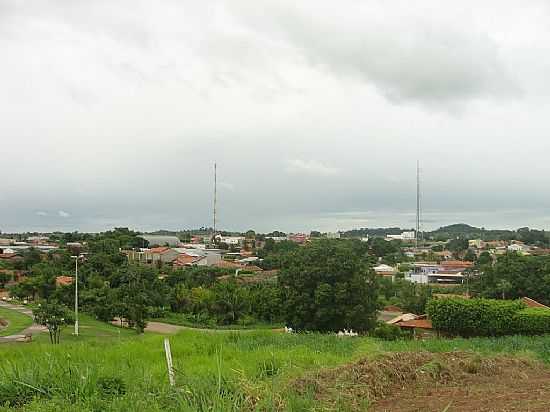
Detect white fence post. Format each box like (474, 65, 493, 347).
(164, 338, 175, 386)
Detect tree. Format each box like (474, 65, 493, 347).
(33, 300, 74, 344)
(0, 272, 11, 288)
(464, 249, 477, 262)
(447, 238, 469, 257)
(278, 240, 378, 332)
(370, 238, 398, 257)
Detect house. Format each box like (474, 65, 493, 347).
(214, 260, 263, 272)
(508, 243, 528, 253)
(215, 235, 245, 246)
(326, 232, 341, 239)
(172, 254, 207, 267)
(0, 238, 14, 246)
(55, 276, 74, 287)
(373, 264, 397, 278)
(146, 247, 179, 264)
(439, 260, 473, 271)
(387, 313, 434, 338)
(288, 233, 309, 244)
(386, 231, 415, 241)
(468, 239, 484, 249)
(0, 253, 21, 262)
(521, 297, 550, 309)
(406, 261, 470, 285)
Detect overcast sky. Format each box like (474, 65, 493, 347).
(2, 0, 550, 233)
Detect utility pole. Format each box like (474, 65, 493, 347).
(71, 255, 80, 336)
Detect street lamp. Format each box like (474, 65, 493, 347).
(71, 254, 84, 336)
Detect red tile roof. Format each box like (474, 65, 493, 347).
(397, 319, 433, 329)
(0, 253, 18, 259)
(173, 254, 203, 266)
(522, 297, 550, 309)
(150, 247, 171, 254)
(55, 276, 74, 286)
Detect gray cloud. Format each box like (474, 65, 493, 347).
(227, 0, 521, 106)
(1, 1, 550, 233)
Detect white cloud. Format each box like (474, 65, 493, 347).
(58, 210, 71, 218)
(36, 211, 48, 216)
(285, 159, 340, 177)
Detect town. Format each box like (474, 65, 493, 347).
(3, 0, 550, 410)
(2, 223, 550, 338)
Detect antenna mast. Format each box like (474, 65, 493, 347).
(415, 160, 421, 248)
(213, 162, 217, 235)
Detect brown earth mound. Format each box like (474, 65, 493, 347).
(293, 352, 550, 411)
(0, 318, 7, 328)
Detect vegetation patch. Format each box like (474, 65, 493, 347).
(291, 351, 549, 411)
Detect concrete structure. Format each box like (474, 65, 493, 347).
(406, 261, 470, 285)
(508, 243, 528, 253)
(215, 235, 245, 246)
(326, 232, 341, 239)
(468, 239, 484, 249)
(139, 235, 181, 247)
(386, 231, 416, 241)
(373, 264, 397, 278)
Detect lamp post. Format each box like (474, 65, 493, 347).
(71, 255, 83, 336)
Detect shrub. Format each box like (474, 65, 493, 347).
(96, 376, 126, 397)
(371, 323, 408, 341)
(512, 308, 550, 335)
(427, 298, 525, 337)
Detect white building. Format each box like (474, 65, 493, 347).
(373, 264, 397, 277)
(215, 235, 245, 246)
(508, 243, 527, 253)
(385, 231, 416, 241)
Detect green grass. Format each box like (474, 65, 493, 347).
(0, 307, 33, 337)
(1, 329, 550, 411)
(31, 313, 137, 344)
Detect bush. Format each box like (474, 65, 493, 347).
(371, 323, 408, 341)
(512, 308, 550, 335)
(96, 376, 126, 397)
(427, 298, 525, 337)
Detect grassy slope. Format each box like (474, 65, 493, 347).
(1, 330, 550, 411)
(0, 307, 33, 337)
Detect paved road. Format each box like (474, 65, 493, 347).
(0, 301, 47, 343)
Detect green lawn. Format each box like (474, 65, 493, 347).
(31, 313, 138, 344)
(2, 327, 550, 411)
(0, 306, 33, 337)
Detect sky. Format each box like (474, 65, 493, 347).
(3, 0, 550, 233)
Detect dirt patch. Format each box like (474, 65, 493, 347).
(293, 351, 550, 411)
(0, 318, 7, 329)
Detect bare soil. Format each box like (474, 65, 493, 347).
(293, 351, 550, 411)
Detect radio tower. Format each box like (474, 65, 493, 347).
(415, 160, 421, 248)
(213, 162, 217, 235)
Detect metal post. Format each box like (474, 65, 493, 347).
(74, 256, 79, 336)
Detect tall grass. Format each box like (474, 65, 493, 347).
(1, 330, 550, 411)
